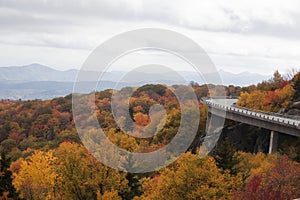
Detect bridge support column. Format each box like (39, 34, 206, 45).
(199, 109, 225, 157)
(206, 112, 224, 133)
(268, 130, 278, 154)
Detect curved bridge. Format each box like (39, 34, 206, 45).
(201, 98, 300, 153)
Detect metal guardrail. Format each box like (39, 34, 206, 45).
(201, 98, 300, 127)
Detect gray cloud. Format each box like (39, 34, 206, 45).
(0, 0, 300, 73)
(1, 0, 300, 39)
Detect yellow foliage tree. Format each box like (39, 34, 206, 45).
(12, 151, 57, 200)
(234, 152, 277, 180)
(275, 83, 294, 108)
(139, 152, 241, 200)
(245, 90, 265, 110)
(97, 190, 122, 200)
(54, 142, 128, 199)
(237, 92, 250, 107)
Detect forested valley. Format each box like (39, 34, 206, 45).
(1, 70, 300, 200)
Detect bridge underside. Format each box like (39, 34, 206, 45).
(205, 111, 279, 154)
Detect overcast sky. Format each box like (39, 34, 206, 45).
(1, 0, 300, 74)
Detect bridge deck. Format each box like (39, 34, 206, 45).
(202, 98, 300, 137)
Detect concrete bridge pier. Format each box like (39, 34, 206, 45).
(268, 130, 278, 154)
(199, 109, 226, 157)
(206, 111, 225, 133)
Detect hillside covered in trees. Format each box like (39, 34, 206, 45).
(0, 71, 300, 199)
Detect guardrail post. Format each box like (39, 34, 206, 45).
(268, 130, 278, 154)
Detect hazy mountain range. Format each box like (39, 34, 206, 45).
(0, 63, 271, 100)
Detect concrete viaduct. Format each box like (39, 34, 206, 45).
(201, 98, 300, 154)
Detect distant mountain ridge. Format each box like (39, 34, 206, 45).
(0, 63, 271, 100)
(0, 64, 78, 82)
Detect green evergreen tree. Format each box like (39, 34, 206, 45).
(292, 72, 300, 101)
(0, 153, 19, 199)
(213, 139, 239, 174)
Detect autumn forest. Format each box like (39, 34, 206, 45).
(1, 70, 300, 200)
